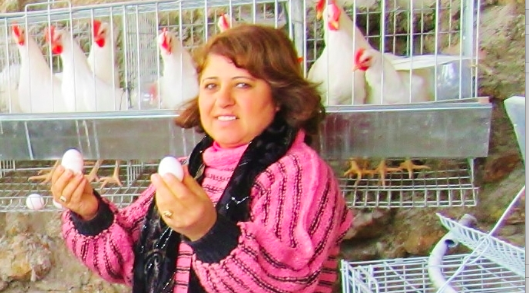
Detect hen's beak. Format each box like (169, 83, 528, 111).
(329, 20, 339, 30)
(316, 10, 323, 20)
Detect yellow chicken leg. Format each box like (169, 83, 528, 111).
(343, 157, 372, 186)
(372, 159, 401, 187)
(399, 158, 430, 178)
(85, 159, 103, 183)
(99, 160, 123, 190)
(28, 160, 60, 184)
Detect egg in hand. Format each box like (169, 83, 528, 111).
(158, 156, 184, 181)
(61, 149, 84, 175)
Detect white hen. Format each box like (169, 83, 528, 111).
(308, 0, 367, 105)
(46, 26, 128, 112)
(150, 28, 198, 110)
(352, 47, 433, 185)
(0, 63, 21, 113)
(12, 24, 66, 113)
(87, 20, 120, 87)
(353, 47, 432, 104)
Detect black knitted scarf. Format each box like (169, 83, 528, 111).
(132, 118, 298, 293)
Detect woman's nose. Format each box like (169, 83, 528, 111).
(215, 87, 235, 107)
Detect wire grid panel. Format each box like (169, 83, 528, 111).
(341, 254, 525, 293)
(305, 0, 481, 106)
(337, 158, 477, 208)
(0, 160, 155, 212)
(437, 214, 526, 278)
(0, 0, 288, 113)
(0, 160, 16, 178)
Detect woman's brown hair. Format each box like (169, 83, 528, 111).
(175, 24, 325, 138)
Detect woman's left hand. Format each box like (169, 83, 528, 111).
(151, 166, 217, 241)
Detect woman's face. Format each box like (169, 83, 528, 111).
(198, 54, 277, 148)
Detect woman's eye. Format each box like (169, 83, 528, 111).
(203, 83, 216, 90)
(235, 82, 250, 88)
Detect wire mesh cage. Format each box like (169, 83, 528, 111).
(340, 254, 525, 293)
(0, 0, 482, 114)
(336, 158, 477, 208)
(304, 0, 481, 106)
(0, 159, 154, 212)
(0, 0, 289, 113)
(0, 0, 490, 211)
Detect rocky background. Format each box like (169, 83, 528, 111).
(0, 0, 525, 292)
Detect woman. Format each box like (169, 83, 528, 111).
(50, 24, 353, 293)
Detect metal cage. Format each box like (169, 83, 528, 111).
(0, 0, 491, 211)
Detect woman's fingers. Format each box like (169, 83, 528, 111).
(70, 174, 88, 204)
(181, 166, 208, 200)
(57, 173, 84, 204)
(51, 165, 65, 185)
(152, 174, 188, 213)
(51, 169, 73, 198)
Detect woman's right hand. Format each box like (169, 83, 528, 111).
(51, 165, 99, 221)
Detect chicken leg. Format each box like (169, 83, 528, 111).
(99, 160, 123, 190)
(28, 160, 60, 184)
(343, 157, 372, 186)
(85, 160, 102, 183)
(372, 159, 401, 187)
(398, 158, 430, 178)
(27, 159, 104, 184)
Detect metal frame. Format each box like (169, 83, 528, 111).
(341, 254, 525, 293)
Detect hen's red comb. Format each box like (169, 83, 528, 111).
(221, 14, 230, 29)
(11, 22, 22, 38)
(316, 0, 325, 12)
(92, 20, 102, 37)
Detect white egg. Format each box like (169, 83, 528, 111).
(61, 149, 84, 175)
(158, 156, 184, 181)
(26, 193, 45, 210)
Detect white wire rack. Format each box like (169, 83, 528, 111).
(0, 160, 155, 212)
(437, 213, 526, 278)
(340, 254, 525, 293)
(0, 0, 481, 113)
(337, 158, 477, 208)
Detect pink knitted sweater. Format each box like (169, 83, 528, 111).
(61, 131, 353, 292)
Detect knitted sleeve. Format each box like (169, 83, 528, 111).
(61, 184, 156, 286)
(190, 148, 353, 293)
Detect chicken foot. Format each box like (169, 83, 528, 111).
(99, 160, 123, 190)
(27, 159, 105, 184)
(398, 158, 430, 178)
(343, 157, 372, 186)
(372, 159, 401, 187)
(85, 160, 102, 183)
(28, 160, 60, 184)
